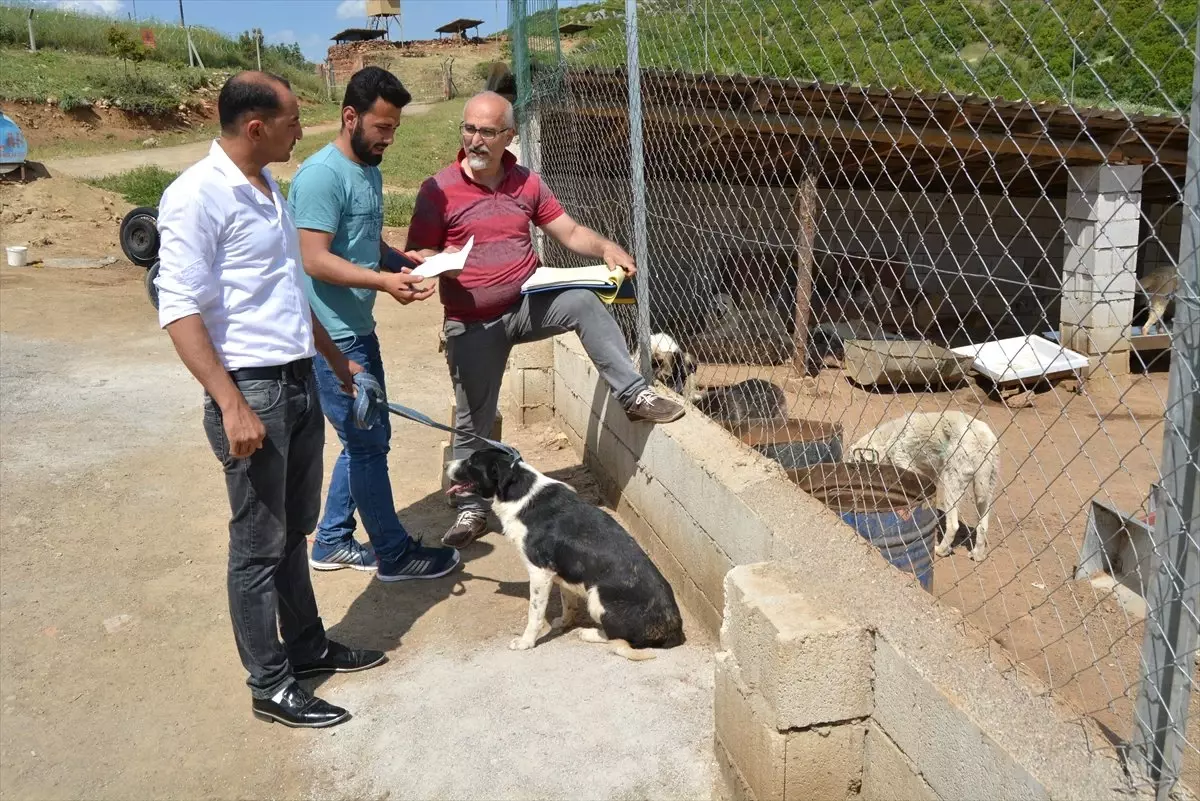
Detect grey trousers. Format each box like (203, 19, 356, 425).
(444, 289, 646, 512)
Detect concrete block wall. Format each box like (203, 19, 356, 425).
(1060, 165, 1144, 376)
(552, 334, 1142, 801)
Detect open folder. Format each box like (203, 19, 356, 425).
(519, 264, 636, 305)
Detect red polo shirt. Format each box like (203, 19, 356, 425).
(406, 149, 565, 323)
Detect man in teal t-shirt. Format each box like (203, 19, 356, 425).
(288, 66, 459, 583)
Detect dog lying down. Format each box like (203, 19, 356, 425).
(445, 449, 686, 660)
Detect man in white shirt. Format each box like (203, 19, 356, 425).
(155, 72, 384, 729)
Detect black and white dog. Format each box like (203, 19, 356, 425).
(445, 449, 685, 660)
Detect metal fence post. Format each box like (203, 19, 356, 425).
(510, 0, 534, 169)
(625, 0, 652, 381)
(1131, 19, 1200, 800)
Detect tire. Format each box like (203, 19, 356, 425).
(120, 206, 160, 267)
(145, 259, 160, 310)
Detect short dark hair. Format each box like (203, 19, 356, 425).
(342, 66, 411, 119)
(218, 71, 293, 134)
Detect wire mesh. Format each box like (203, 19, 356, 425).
(515, 0, 1199, 793)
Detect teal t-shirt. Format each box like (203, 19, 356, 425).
(288, 143, 384, 340)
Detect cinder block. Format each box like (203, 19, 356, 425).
(861, 722, 938, 801)
(872, 639, 1049, 801)
(521, 368, 554, 408)
(784, 724, 866, 801)
(721, 564, 874, 730)
(714, 651, 787, 801)
(509, 337, 555, 370)
(714, 735, 758, 801)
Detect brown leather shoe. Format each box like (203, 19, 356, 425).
(625, 387, 686, 424)
(442, 509, 489, 548)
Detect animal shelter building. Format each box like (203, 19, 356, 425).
(529, 68, 1188, 377)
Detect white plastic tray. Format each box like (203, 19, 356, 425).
(950, 334, 1089, 384)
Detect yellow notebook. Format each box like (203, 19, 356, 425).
(520, 264, 627, 304)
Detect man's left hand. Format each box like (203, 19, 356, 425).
(335, 359, 366, 396)
(602, 244, 637, 278)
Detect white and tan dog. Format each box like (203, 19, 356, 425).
(847, 411, 1000, 561)
(1139, 264, 1179, 336)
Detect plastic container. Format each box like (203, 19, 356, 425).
(789, 462, 939, 592)
(6, 246, 28, 267)
(725, 417, 844, 469)
(950, 335, 1088, 384)
(843, 339, 974, 388)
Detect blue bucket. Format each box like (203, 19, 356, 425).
(789, 463, 939, 592)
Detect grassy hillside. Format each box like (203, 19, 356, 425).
(0, 3, 326, 107)
(526, 0, 1195, 114)
(91, 165, 417, 227)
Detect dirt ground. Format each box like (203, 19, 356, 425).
(0, 218, 715, 799)
(694, 351, 1200, 783)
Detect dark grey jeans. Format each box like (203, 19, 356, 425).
(444, 289, 646, 513)
(202, 363, 328, 700)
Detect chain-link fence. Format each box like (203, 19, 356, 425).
(511, 0, 1199, 795)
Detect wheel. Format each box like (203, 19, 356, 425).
(120, 206, 160, 267)
(145, 259, 160, 310)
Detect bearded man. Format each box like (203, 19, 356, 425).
(288, 66, 460, 582)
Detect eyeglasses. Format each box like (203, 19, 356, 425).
(460, 122, 511, 141)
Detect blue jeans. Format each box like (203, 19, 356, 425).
(313, 332, 413, 563)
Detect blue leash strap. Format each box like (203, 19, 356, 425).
(385, 401, 523, 462)
(351, 371, 522, 461)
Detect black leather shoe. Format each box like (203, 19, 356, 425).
(291, 641, 388, 679)
(252, 683, 350, 728)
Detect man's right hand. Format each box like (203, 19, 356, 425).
(221, 396, 267, 459)
(381, 270, 436, 305)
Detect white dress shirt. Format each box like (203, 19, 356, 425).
(155, 140, 317, 370)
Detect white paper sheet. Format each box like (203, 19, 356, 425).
(411, 235, 474, 279)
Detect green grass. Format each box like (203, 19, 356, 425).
(89, 165, 179, 207)
(1, 48, 216, 111)
(89, 165, 417, 227)
(290, 99, 467, 191)
(0, 4, 326, 102)
(526, 0, 1195, 113)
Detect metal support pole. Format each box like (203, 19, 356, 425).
(510, 0, 531, 160)
(1131, 16, 1200, 801)
(26, 10, 35, 53)
(178, 0, 191, 68)
(626, 0, 652, 381)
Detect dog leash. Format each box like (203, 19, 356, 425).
(351, 372, 523, 462)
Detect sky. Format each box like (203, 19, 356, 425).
(36, 0, 587, 63)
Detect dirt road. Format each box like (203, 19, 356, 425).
(41, 122, 340, 180)
(0, 242, 714, 799)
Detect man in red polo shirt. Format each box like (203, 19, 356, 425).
(407, 91, 685, 548)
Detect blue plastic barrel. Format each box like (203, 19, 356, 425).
(789, 463, 939, 592)
(0, 112, 28, 167)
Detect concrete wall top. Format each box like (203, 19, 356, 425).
(553, 333, 1137, 801)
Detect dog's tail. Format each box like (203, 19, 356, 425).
(608, 639, 658, 661)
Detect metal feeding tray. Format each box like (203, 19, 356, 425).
(842, 339, 974, 388)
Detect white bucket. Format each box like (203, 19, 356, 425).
(5, 246, 28, 267)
